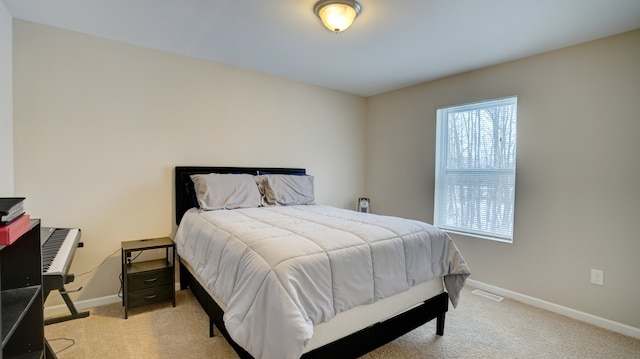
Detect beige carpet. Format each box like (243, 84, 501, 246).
(45, 286, 640, 359)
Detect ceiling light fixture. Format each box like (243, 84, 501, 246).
(313, 0, 362, 33)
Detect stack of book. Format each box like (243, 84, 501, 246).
(0, 197, 31, 245)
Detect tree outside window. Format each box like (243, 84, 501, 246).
(434, 97, 517, 242)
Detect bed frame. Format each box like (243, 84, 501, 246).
(174, 166, 449, 359)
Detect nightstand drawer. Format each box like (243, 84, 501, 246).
(128, 268, 173, 291)
(128, 285, 174, 308)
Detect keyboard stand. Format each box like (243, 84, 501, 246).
(44, 284, 90, 325)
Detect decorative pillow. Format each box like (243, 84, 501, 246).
(190, 173, 262, 210)
(255, 174, 315, 206)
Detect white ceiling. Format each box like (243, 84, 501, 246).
(3, 0, 640, 97)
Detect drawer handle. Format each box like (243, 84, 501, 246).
(143, 278, 159, 283)
(144, 295, 158, 300)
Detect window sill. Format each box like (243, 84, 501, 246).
(442, 228, 513, 243)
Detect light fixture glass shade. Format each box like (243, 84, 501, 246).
(314, 0, 361, 33)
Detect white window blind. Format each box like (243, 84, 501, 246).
(434, 97, 518, 242)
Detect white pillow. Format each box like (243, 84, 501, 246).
(256, 174, 315, 206)
(190, 173, 262, 210)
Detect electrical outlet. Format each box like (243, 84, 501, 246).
(590, 269, 604, 286)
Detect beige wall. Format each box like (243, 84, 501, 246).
(0, 3, 12, 195)
(366, 30, 640, 328)
(13, 20, 367, 304)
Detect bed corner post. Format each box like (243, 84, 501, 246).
(436, 312, 446, 336)
(179, 260, 189, 291)
(435, 291, 448, 336)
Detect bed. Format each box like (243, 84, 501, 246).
(173, 166, 470, 359)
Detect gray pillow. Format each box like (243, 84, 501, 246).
(256, 174, 315, 206)
(190, 173, 262, 210)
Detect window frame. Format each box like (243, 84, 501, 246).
(433, 96, 518, 243)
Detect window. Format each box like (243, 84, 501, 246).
(434, 97, 517, 242)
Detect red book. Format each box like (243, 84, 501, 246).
(0, 214, 31, 245)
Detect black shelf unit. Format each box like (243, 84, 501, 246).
(0, 220, 46, 359)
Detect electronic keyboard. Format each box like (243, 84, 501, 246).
(41, 227, 89, 325)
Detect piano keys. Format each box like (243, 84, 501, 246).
(41, 226, 89, 325)
(42, 227, 79, 273)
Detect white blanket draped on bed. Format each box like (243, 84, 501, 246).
(175, 205, 470, 359)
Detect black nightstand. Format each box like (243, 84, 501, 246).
(121, 237, 175, 319)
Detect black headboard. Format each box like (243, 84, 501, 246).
(174, 166, 306, 225)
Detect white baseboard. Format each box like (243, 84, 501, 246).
(44, 294, 121, 318)
(45, 280, 640, 340)
(44, 283, 183, 318)
(466, 279, 640, 339)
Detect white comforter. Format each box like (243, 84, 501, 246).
(174, 205, 470, 359)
